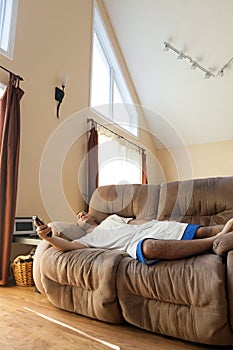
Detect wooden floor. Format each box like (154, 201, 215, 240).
(0, 285, 232, 350)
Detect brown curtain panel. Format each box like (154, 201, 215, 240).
(87, 124, 98, 206)
(0, 74, 24, 285)
(142, 150, 148, 184)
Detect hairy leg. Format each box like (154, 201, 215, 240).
(141, 219, 233, 261)
(142, 237, 216, 261)
(194, 218, 233, 239)
(194, 225, 223, 239)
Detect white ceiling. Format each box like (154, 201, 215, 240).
(103, 0, 233, 147)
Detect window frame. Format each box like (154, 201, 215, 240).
(90, 1, 138, 137)
(0, 0, 18, 59)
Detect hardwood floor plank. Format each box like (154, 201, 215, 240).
(0, 286, 232, 350)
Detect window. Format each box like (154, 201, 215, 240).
(90, 2, 138, 136)
(98, 132, 142, 186)
(0, 0, 18, 59)
(0, 82, 6, 98)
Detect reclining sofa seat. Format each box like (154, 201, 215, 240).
(33, 176, 233, 346)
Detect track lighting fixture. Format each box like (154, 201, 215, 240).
(204, 72, 212, 79)
(163, 43, 169, 51)
(177, 52, 184, 60)
(191, 62, 197, 70)
(163, 41, 232, 79)
(218, 70, 224, 77)
(216, 57, 233, 77)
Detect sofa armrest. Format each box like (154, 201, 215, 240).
(33, 222, 85, 293)
(213, 231, 233, 257)
(227, 250, 233, 332)
(33, 240, 51, 294)
(40, 248, 125, 323)
(214, 234, 233, 332)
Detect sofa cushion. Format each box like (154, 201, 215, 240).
(116, 254, 233, 345)
(227, 251, 233, 333)
(213, 231, 233, 257)
(158, 177, 233, 225)
(39, 247, 125, 323)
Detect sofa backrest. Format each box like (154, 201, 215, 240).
(158, 176, 233, 225)
(89, 177, 233, 225)
(88, 184, 160, 223)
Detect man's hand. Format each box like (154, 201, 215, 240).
(34, 220, 87, 251)
(36, 224, 52, 240)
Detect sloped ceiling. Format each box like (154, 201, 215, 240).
(103, 0, 233, 147)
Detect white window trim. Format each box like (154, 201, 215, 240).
(90, 1, 138, 136)
(0, 0, 18, 60)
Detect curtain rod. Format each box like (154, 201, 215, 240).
(0, 65, 24, 81)
(87, 118, 145, 153)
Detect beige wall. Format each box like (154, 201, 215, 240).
(157, 140, 233, 182)
(0, 0, 157, 224)
(189, 140, 233, 179)
(0, 0, 94, 222)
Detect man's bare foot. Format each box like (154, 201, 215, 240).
(217, 218, 233, 237)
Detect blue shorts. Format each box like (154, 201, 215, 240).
(136, 224, 201, 266)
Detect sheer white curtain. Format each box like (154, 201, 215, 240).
(98, 126, 142, 186)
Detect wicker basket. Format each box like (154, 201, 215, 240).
(11, 256, 34, 287)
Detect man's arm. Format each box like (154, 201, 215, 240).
(127, 218, 151, 225)
(37, 225, 87, 251)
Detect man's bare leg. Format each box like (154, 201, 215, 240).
(142, 218, 233, 261)
(142, 236, 216, 261)
(193, 218, 233, 239)
(194, 225, 223, 238)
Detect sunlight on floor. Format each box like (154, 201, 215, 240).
(24, 307, 121, 350)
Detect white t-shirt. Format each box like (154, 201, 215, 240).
(76, 214, 188, 259)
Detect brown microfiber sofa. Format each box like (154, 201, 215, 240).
(33, 176, 233, 346)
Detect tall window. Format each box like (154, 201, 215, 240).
(0, 0, 18, 59)
(90, 2, 138, 136)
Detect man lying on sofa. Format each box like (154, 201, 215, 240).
(35, 212, 233, 266)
